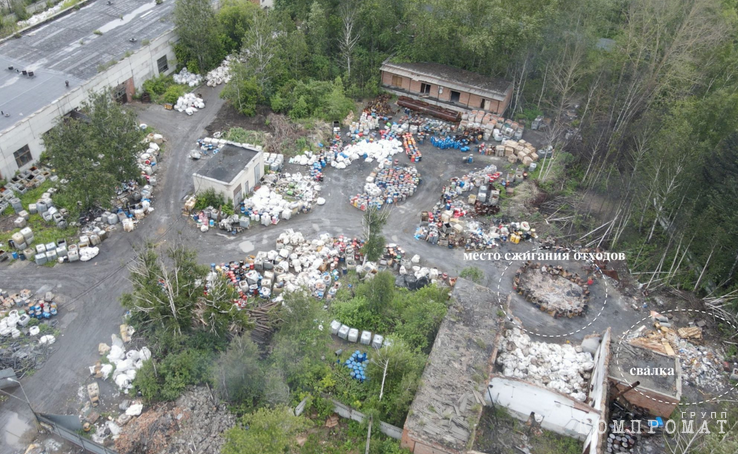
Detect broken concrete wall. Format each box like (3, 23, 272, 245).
(486, 376, 597, 440)
(609, 383, 679, 418)
(583, 328, 610, 454)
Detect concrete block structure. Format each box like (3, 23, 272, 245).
(192, 143, 265, 207)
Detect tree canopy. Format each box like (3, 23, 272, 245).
(43, 90, 144, 212)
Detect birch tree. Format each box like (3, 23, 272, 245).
(338, 0, 361, 79)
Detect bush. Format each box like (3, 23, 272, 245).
(194, 188, 229, 210)
(163, 85, 185, 104)
(459, 266, 484, 284)
(134, 349, 211, 402)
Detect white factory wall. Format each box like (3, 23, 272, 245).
(192, 151, 265, 207)
(0, 29, 177, 179)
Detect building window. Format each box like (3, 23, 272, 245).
(420, 83, 431, 94)
(157, 56, 169, 74)
(391, 75, 402, 87)
(481, 99, 488, 109)
(450, 90, 461, 103)
(14, 145, 32, 167)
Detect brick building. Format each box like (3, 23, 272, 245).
(380, 61, 513, 115)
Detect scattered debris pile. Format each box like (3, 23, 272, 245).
(626, 312, 731, 392)
(364, 94, 395, 117)
(115, 387, 236, 454)
(350, 165, 420, 210)
(206, 56, 235, 86)
(91, 327, 150, 392)
(460, 110, 524, 141)
(17, 2, 67, 27)
(513, 262, 591, 318)
(497, 328, 594, 402)
(0, 289, 60, 377)
(606, 403, 665, 454)
(496, 139, 539, 165)
(172, 68, 202, 87)
(290, 138, 403, 170)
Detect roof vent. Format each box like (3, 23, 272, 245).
(21, 70, 27, 76)
(28, 71, 34, 77)
(7, 66, 13, 70)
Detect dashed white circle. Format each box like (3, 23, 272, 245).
(495, 247, 608, 338)
(614, 308, 737, 405)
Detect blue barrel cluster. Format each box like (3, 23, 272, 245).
(430, 136, 471, 152)
(342, 350, 369, 382)
(28, 301, 57, 319)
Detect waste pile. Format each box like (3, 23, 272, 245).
(606, 404, 661, 454)
(206, 56, 235, 86)
(460, 110, 524, 141)
(513, 262, 591, 318)
(403, 133, 422, 162)
(497, 328, 594, 402)
(172, 68, 202, 87)
(290, 138, 403, 170)
(137, 130, 164, 181)
(175, 93, 205, 115)
(92, 327, 150, 392)
(350, 165, 420, 211)
(240, 172, 320, 227)
(207, 231, 365, 308)
(0, 290, 60, 377)
(364, 94, 395, 118)
(341, 350, 370, 382)
(0, 165, 57, 222)
(626, 312, 731, 392)
(493, 139, 539, 166)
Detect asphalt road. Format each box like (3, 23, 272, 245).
(0, 85, 646, 453)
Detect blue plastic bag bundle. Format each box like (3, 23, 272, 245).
(344, 350, 369, 382)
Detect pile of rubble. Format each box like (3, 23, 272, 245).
(497, 328, 594, 402)
(513, 263, 591, 318)
(92, 326, 150, 392)
(174, 93, 205, 115)
(242, 172, 321, 226)
(138, 130, 164, 182)
(114, 387, 236, 454)
(350, 165, 420, 211)
(206, 56, 235, 86)
(172, 68, 202, 87)
(17, 2, 66, 27)
(627, 312, 732, 392)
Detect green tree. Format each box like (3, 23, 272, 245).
(216, 0, 260, 54)
(306, 1, 329, 55)
(222, 406, 310, 454)
(220, 66, 261, 116)
(214, 335, 265, 408)
(173, 0, 223, 72)
(289, 96, 309, 119)
(44, 90, 144, 212)
(356, 271, 395, 315)
(361, 206, 390, 263)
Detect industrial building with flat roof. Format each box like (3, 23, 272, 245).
(0, 0, 177, 179)
(192, 143, 265, 207)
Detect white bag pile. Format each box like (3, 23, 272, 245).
(175, 93, 205, 115)
(243, 173, 320, 225)
(496, 328, 594, 402)
(79, 246, 100, 262)
(206, 56, 236, 86)
(172, 68, 202, 87)
(99, 334, 152, 392)
(289, 139, 403, 170)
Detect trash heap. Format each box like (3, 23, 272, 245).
(0, 291, 59, 338)
(207, 231, 365, 307)
(460, 110, 524, 141)
(627, 312, 731, 392)
(172, 68, 202, 87)
(364, 94, 395, 118)
(513, 263, 591, 318)
(242, 172, 320, 226)
(137, 131, 164, 182)
(402, 133, 422, 162)
(350, 165, 420, 211)
(93, 328, 150, 392)
(341, 350, 369, 382)
(497, 328, 594, 402)
(205, 56, 235, 86)
(174, 93, 205, 115)
(290, 139, 403, 170)
(493, 139, 539, 166)
(394, 112, 457, 136)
